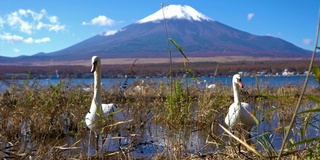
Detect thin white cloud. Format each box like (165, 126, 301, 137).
(49, 24, 65, 32)
(18, 9, 28, 15)
(36, 22, 45, 30)
(2, 9, 66, 34)
(103, 30, 118, 36)
(24, 37, 51, 44)
(32, 9, 47, 21)
(49, 16, 58, 23)
(13, 48, 20, 53)
(302, 38, 312, 45)
(20, 21, 33, 34)
(101, 29, 125, 36)
(0, 33, 24, 43)
(0, 32, 50, 44)
(82, 15, 115, 26)
(24, 37, 34, 43)
(247, 13, 254, 21)
(265, 32, 282, 37)
(35, 37, 50, 43)
(6, 11, 33, 34)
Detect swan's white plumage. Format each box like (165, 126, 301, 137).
(202, 80, 216, 89)
(85, 56, 125, 133)
(225, 74, 255, 132)
(207, 84, 216, 89)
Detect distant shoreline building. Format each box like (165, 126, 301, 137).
(282, 69, 295, 76)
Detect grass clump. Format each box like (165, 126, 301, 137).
(0, 77, 319, 159)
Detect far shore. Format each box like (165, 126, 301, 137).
(0, 56, 313, 66)
(0, 56, 319, 79)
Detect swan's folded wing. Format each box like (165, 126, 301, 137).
(102, 103, 126, 121)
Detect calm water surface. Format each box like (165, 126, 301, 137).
(2, 75, 319, 158)
(1, 75, 318, 91)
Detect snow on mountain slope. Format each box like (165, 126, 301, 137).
(137, 4, 213, 23)
(8, 4, 310, 63)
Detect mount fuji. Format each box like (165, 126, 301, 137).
(4, 5, 311, 63)
(136, 5, 213, 23)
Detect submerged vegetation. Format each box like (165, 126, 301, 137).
(0, 76, 319, 159)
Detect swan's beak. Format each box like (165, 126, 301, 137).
(91, 62, 97, 73)
(237, 79, 244, 88)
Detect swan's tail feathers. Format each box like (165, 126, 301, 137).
(111, 104, 126, 121)
(101, 103, 126, 121)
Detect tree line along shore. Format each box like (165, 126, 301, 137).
(1, 59, 320, 79)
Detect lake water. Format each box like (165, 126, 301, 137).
(1, 75, 319, 158)
(1, 75, 318, 91)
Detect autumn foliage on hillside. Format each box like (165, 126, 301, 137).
(0, 59, 319, 79)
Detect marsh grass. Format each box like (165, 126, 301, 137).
(0, 77, 319, 159)
(1, 49, 320, 159)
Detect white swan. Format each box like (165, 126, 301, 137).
(203, 80, 216, 89)
(224, 74, 255, 135)
(132, 80, 145, 93)
(85, 56, 126, 149)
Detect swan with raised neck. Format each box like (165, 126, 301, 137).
(85, 56, 125, 133)
(225, 74, 255, 133)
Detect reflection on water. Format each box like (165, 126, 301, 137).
(253, 101, 320, 152)
(1, 75, 319, 158)
(4, 106, 320, 159)
(4, 102, 318, 159)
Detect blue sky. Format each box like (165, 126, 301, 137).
(0, 0, 319, 57)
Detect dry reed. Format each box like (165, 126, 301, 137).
(0, 77, 319, 159)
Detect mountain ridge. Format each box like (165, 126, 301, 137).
(1, 4, 312, 64)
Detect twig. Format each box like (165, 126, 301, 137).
(219, 124, 264, 159)
(212, 49, 227, 82)
(277, 10, 320, 159)
(161, 3, 173, 98)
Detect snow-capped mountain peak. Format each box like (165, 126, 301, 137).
(136, 4, 213, 23)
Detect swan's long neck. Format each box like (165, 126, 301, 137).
(233, 82, 240, 104)
(91, 65, 102, 113)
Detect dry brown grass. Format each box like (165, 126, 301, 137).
(0, 78, 319, 159)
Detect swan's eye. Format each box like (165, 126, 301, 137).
(93, 60, 98, 65)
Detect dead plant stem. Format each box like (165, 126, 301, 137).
(277, 11, 320, 159)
